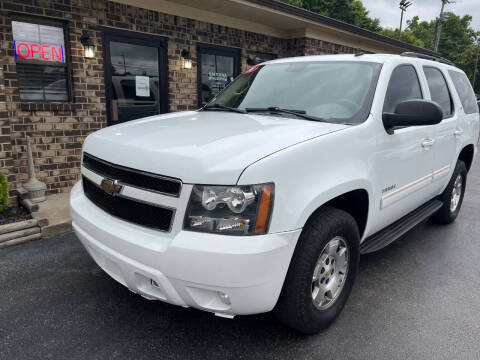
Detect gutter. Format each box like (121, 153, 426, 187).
(246, 0, 440, 57)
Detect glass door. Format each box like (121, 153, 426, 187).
(103, 29, 168, 125)
(197, 44, 241, 107)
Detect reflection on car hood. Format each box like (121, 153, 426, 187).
(83, 111, 349, 184)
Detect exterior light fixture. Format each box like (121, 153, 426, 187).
(181, 49, 192, 69)
(247, 56, 257, 66)
(80, 31, 95, 58)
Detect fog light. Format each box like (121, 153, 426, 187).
(151, 279, 160, 288)
(218, 291, 231, 305)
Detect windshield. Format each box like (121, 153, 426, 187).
(205, 61, 382, 124)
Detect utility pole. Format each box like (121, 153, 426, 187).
(473, 38, 480, 92)
(434, 0, 454, 53)
(398, 0, 412, 40)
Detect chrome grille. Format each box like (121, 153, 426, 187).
(82, 153, 181, 197)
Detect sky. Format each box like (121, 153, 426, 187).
(361, 0, 480, 31)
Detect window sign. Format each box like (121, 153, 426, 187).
(199, 53, 236, 106)
(12, 21, 65, 63)
(135, 76, 150, 97)
(12, 19, 69, 102)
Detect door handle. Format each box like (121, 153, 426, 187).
(421, 138, 435, 148)
(454, 128, 464, 137)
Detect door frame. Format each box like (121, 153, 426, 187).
(102, 28, 169, 125)
(196, 43, 241, 107)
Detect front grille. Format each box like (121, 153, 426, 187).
(82, 153, 181, 197)
(82, 176, 174, 232)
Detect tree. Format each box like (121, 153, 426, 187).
(280, 0, 480, 92)
(280, 0, 381, 32)
(407, 13, 480, 92)
(379, 27, 424, 48)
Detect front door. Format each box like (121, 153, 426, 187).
(103, 29, 168, 125)
(197, 43, 241, 107)
(371, 63, 436, 234)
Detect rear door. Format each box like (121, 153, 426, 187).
(421, 66, 458, 194)
(448, 70, 480, 157)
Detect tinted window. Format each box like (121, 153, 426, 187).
(424, 67, 452, 117)
(200, 53, 236, 106)
(448, 70, 478, 114)
(383, 65, 422, 113)
(17, 64, 68, 101)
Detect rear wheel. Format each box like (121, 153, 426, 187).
(431, 160, 467, 224)
(274, 207, 360, 334)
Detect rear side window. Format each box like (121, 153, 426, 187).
(383, 65, 423, 113)
(448, 70, 478, 114)
(424, 67, 453, 117)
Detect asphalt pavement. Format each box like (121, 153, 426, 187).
(1, 158, 480, 360)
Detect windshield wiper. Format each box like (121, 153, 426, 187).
(245, 107, 326, 122)
(202, 103, 247, 114)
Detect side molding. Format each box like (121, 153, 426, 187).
(381, 165, 451, 209)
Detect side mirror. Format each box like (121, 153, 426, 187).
(382, 100, 443, 134)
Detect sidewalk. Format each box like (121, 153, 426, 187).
(32, 192, 72, 238)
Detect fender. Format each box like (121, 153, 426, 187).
(237, 124, 376, 234)
(297, 179, 373, 238)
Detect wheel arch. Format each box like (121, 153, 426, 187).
(299, 185, 371, 240)
(458, 144, 475, 172)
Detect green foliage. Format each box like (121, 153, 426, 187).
(0, 173, 8, 213)
(280, 0, 480, 92)
(405, 13, 480, 93)
(379, 27, 425, 48)
(280, 0, 381, 32)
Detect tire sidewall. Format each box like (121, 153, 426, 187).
(276, 207, 360, 333)
(302, 214, 360, 329)
(440, 161, 467, 222)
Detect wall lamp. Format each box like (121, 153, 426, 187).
(80, 31, 95, 58)
(247, 56, 257, 66)
(181, 49, 192, 69)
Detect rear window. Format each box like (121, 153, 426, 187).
(448, 70, 478, 114)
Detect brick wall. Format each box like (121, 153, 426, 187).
(0, 0, 356, 203)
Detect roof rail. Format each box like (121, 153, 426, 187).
(400, 52, 454, 66)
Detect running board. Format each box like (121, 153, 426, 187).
(360, 199, 443, 254)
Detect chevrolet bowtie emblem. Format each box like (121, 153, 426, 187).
(100, 178, 123, 196)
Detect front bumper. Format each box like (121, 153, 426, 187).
(70, 181, 301, 315)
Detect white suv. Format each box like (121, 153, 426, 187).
(70, 53, 479, 333)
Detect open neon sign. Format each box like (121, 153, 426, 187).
(14, 40, 64, 62)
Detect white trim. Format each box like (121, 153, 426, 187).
(81, 166, 179, 208)
(433, 165, 451, 181)
(381, 173, 433, 209)
(381, 165, 452, 208)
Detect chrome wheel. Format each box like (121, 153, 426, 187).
(450, 174, 463, 212)
(311, 236, 349, 310)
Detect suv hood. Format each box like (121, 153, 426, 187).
(83, 111, 348, 184)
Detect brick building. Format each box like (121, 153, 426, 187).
(0, 0, 437, 203)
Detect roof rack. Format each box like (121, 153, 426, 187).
(354, 48, 364, 56)
(400, 52, 454, 66)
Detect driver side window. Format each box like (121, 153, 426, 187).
(383, 65, 423, 114)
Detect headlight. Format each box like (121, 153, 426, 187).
(184, 183, 274, 235)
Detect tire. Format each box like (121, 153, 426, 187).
(274, 207, 360, 334)
(431, 160, 467, 225)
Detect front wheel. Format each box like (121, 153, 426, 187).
(274, 207, 360, 334)
(431, 160, 467, 224)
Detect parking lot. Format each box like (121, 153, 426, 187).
(1, 158, 480, 360)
